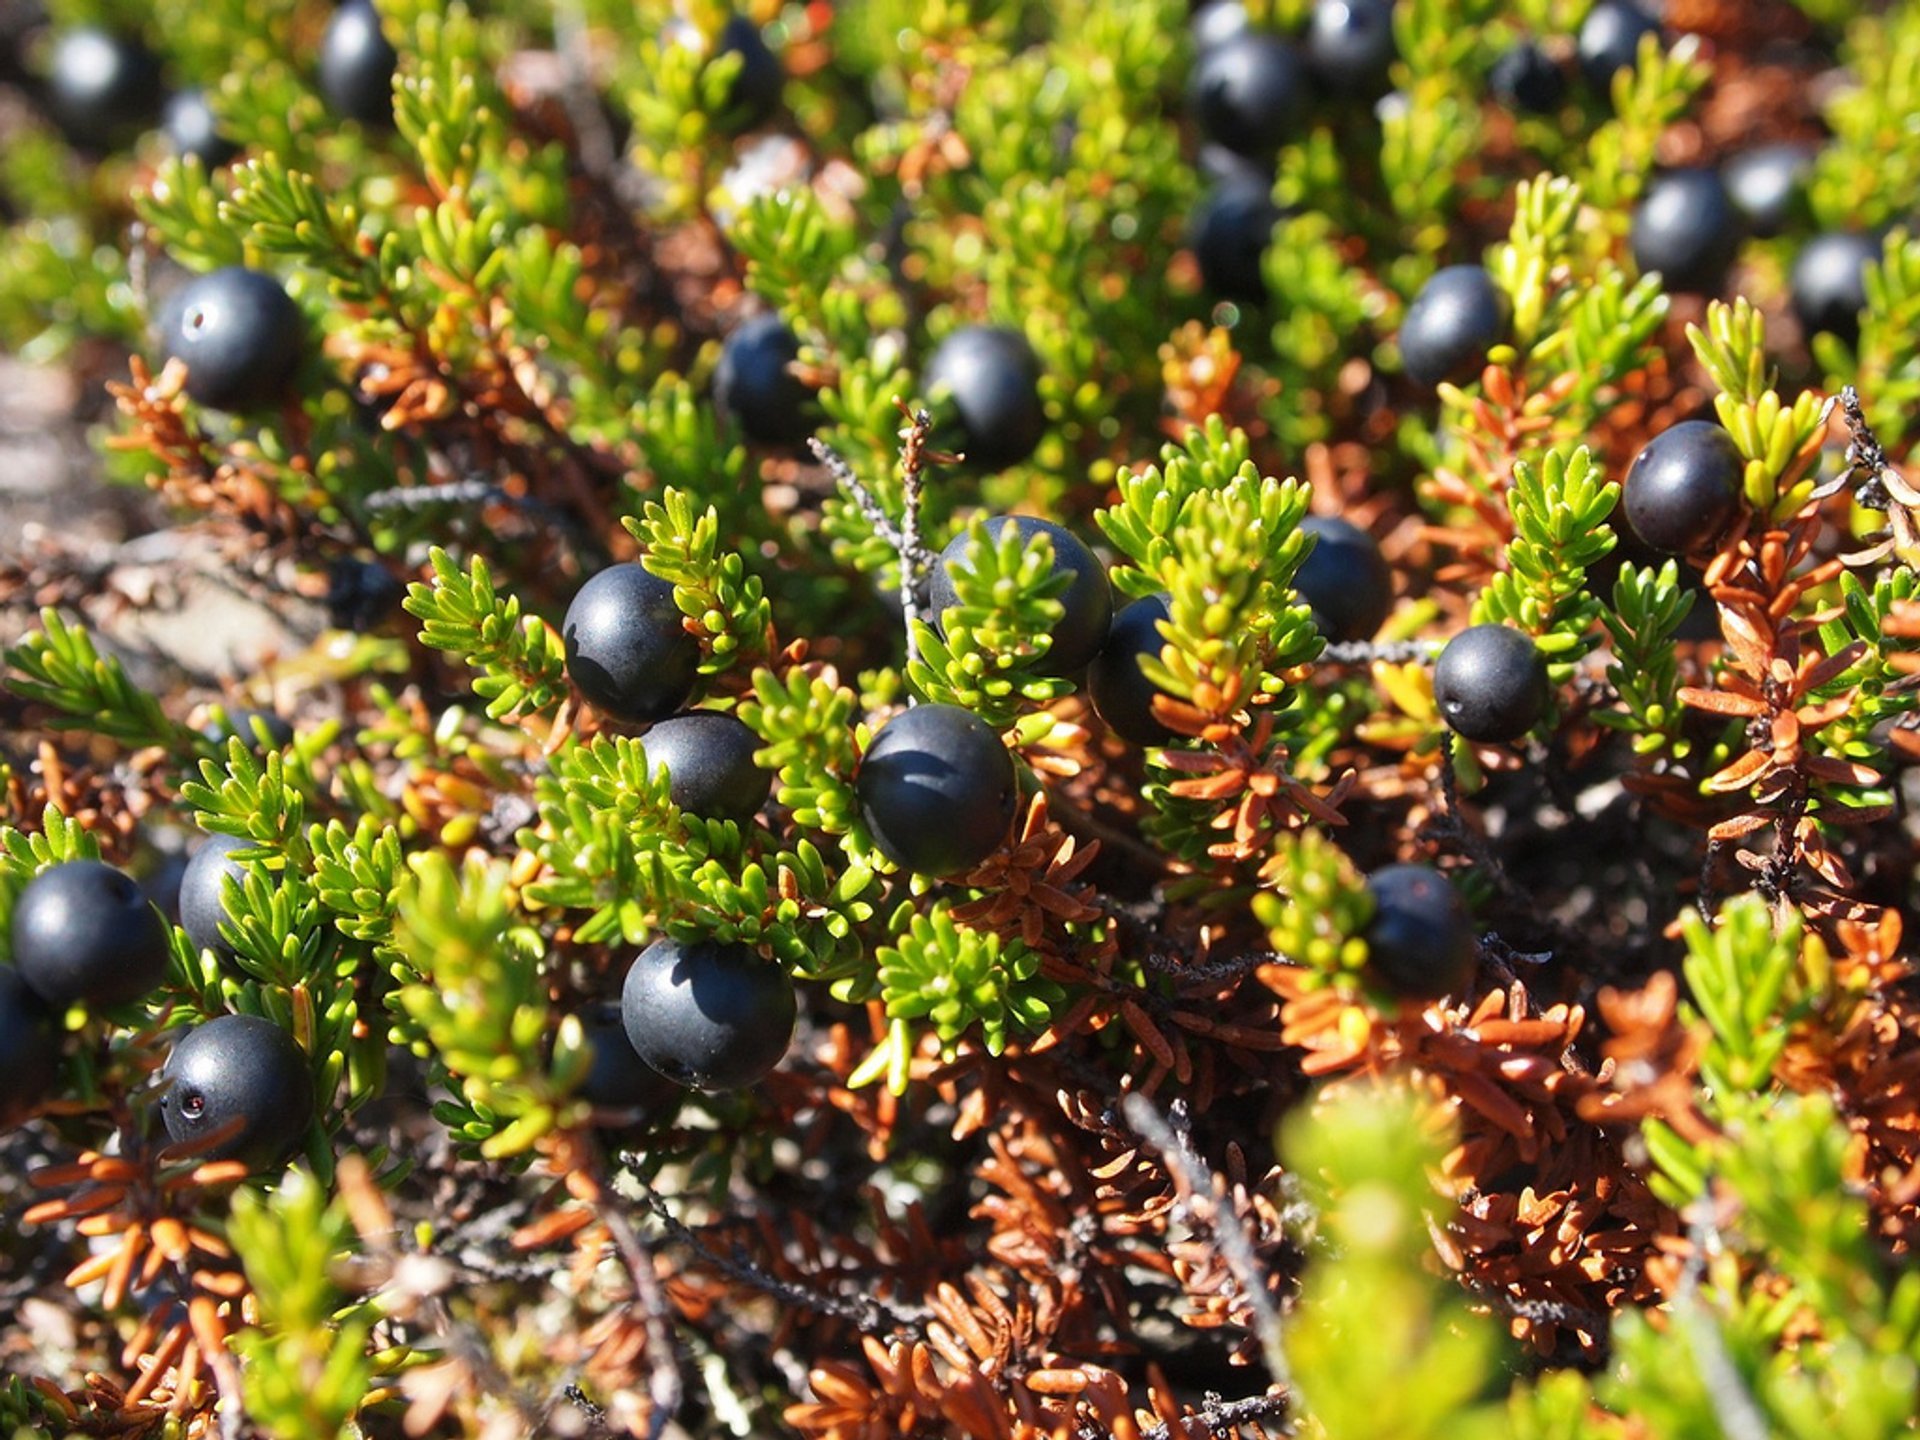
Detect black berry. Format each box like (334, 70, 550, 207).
(1190, 177, 1281, 304)
(179, 832, 252, 957)
(563, 564, 700, 724)
(1630, 169, 1743, 296)
(620, 935, 796, 1091)
(1196, 140, 1273, 189)
(0, 967, 61, 1131)
(10, 860, 170, 1011)
(580, 1001, 682, 1121)
(1624, 420, 1744, 555)
(1432, 623, 1549, 744)
(855, 704, 1019, 875)
(1188, 31, 1310, 160)
(1087, 594, 1177, 747)
(161, 267, 305, 413)
(708, 14, 783, 134)
(1723, 142, 1816, 240)
(1791, 231, 1881, 348)
(1296, 516, 1393, 644)
(325, 556, 406, 632)
(43, 28, 164, 151)
(164, 88, 240, 168)
(1190, 0, 1250, 54)
(1305, 0, 1398, 95)
(642, 711, 771, 824)
(159, 1014, 314, 1169)
(1364, 864, 1476, 999)
(1398, 264, 1507, 387)
(929, 516, 1114, 677)
(1489, 40, 1567, 115)
(714, 312, 815, 445)
(1577, 1, 1661, 96)
(319, 0, 398, 127)
(923, 326, 1046, 473)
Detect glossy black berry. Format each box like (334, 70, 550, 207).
(1432, 623, 1549, 744)
(1489, 40, 1566, 115)
(1398, 265, 1507, 387)
(642, 712, 771, 824)
(1723, 142, 1816, 240)
(10, 860, 170, 1011)
(44, 28, 164, 151)
(929, 516, 1113, 677)
(179, 832, 252, 957)
(620, 936, 796, 1091)
(1190, 177, 1281, 304)
(1305, 0, 1398, 95)
(562, 564, 701, 724)
(1364, 864, 1476, 999)
(201, 707, 295, 750)
(0, 967, 62, 1131)
(1187, 31, 1310, 160)
(159, 1014, 314, 1169)
(580, 1002, 682, 1121)
(1296, 516, 1393, 644)
(1630, 169, 1743, 296)
(319, 0, 398, 127)
(923, 326, 1046, 473)
(708, 14, 783, 133)
(1577, 1, 1661, 96)
(1791, 231, 1881, 348)
(161, 267, 305, 413)
(1624, 420, 1744, 555)
(164, 89, 240, 168)
(1088, 594, 1177, 747)
(856, 704, 1019, 876)
(325, 556, 405, 632)
(714, 312, 815, 445)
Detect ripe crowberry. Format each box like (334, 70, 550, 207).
(642, 711, 771, 824)
(325, 556, 406, 632)
(714, 312, 815, 445)
(1398, 265, 1507, 387)
(1630, 169, 1742, 296)
(620, 936, 796, 1091)
(1296, 516, 1393, 644)
(856, 704, 1020, 875)
(164, 89, 240, 168)
(1489, 40, 1567, 114)
(580, 1002, 683, 1121)
(923, 326, 1047, 473)
(319, 0, 398, 127)
(10, 860, 170, 1010)
(1087, 594, 1177, 747)
(159, 1014, 314, 1169)
(44, 28, 164, 151)
(562, 564, 700, 724)
(1190, 177, 1281, 304)
(707, 15, 783, 133)
(1577, 1, 1661, 96)
(1364, 864, 1476, 999)
(0, 967, 62, 1131)
(1433, 623, 1548, 744)
(161, 267, 306, 413)
(1305, 0, 1398, 95)
(1624, 420, 1744, 555)
(179, 832, 252, 957)
(929, 516, 1114, 677)
(1723, 142, 1815, 240)
(1188, 31, 1310, 160)
(1792, 231, 1881, 348)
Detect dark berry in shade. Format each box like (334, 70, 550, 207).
(159, 1014, 314, 1170)
(1624, 421, 1745, 555)
(1196, 140, 1273, 188)
(1190, 177, 1281, 304)
(1630, 169, 1743, 296)
(1088, 594, 1177, 747)
(1792, 231, 1881, 348)
(1305, 0, 1398, 95)
(1432, 623, 1550, 744)
(928, 516, 1114, 677)
(201, 707, 295, 750)
(620, 936, 796, 1091)
(580, 1002, 682, 1120)
(44, 28, 164, 151)
(164, 89, 240, 168)
(562, 564, 700, 725)
(1577, 1, 1661, 96)
(714, 312, 815, 446)
(641, 712, 771, 824)
(923, 326, 1046, 473)
(1489, 41, 1567, 115)
(1723, 142, 1816, 239)
(855, 704, 1020, 876)
(1296, 516, 1393, 644)
(1187, 31, 1310, 160)
(1364, 864, 1476, 1000)
(179, 832, 253, 957)
(0, 967, 62, 1131)
(319, 0, 399, 127)
(10, 860, 170, 1011)
(325, 556, 405, 632)
(1190, 0, 1250, 54)
(1398, 265, 1507, 387)
(161, 266, 305, 413)
(710, 14, 783, 133)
